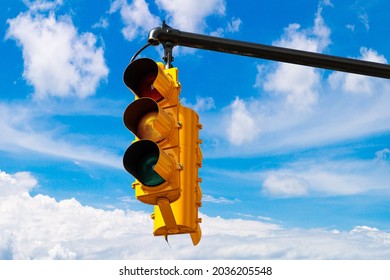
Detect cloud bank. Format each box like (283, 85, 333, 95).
(1, 170, 390, 260)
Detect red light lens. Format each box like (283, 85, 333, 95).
(138, 73, 163, 102)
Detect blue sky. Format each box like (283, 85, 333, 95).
(1, 0, 390, 259)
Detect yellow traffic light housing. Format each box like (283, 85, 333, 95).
(123, 58, 180, 205)
(123, 58, 202, 245)
(153, 105, 203, 245)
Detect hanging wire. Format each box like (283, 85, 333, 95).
(130, 42, 152, 62)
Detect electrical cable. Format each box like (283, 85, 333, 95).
(130, 42, 152, 62)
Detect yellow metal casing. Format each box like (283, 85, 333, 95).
(152, 105, 203, 246)
(123, 59, 181, 205)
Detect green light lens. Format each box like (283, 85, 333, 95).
(137, 153, 165, 187)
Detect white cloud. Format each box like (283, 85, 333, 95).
(181, 96, 215, 112)
(261, 153, 390, 198)
(22, 0, 63, 12)
(109, 0, 228, 43)
(0, 171, 38, 197)
(313, 5, 331, 51)
(263, 63, 320, 111)
(48, 244, 77, 260)
(263, 174, 309, 198)
(0, 102, 122, 168)
(321, 0, 334, 7)
(6, 12, 108, 99)
(110, 0, 160, 41)
(361, 48, 388, 64)
(210, 16, 242, 37)
(376, 148, 390, 161)
(156, 0, 225, 33)
(358, 11, 370, 31)
(92, 17, 109, 29)
(260, 6, 330, 112)
(202, 194, 240, 204)
(227, 17, 242, 33)
(110, 0, 229, 52)
(346, 24, 355, 32)
(226, 97, 260, 146)
(2, 169, 390, 259)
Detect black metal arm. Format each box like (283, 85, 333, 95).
(148, 22, 390, 79)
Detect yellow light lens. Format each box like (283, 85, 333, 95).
(137, 111, 163, 142)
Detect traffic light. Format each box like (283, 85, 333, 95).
(123, 58, 202, 245)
